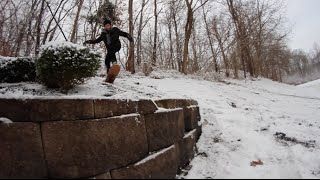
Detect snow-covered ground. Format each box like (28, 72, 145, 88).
(1, 71, 320, 179)
(298, 79, 320, 91)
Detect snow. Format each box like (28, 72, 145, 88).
(298, 79, 320, 90)
(184, 129, 197, 139)
(109, 113, 140, 119)
(0, 56, 17, 68)
(134, 145, 175, 166)
(155, 107, 184, 113)
(40, 41, 87, 52)
(39, 41, 102, 60)
(1, 71, 320, 178)
(0, 117, 13, 124)
(108, 113, 141, 124)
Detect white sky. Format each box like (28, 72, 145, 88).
(286, 0, 320, 51)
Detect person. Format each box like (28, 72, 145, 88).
(83, 19, 133, 73)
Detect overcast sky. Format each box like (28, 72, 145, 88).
(286, 0, 320, 51)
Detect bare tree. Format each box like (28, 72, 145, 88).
(171, 0, 183, 72)
(182, 0, 209, 74)
(136, 0, 149, 66)
(70, 0, 84, 43)
(201, 0, 218, 73)
(151, 0, 158, 69)
(42, 0, 66, 45)
(35, 0, 46, 56)
(126, 0, 135, 73)
(211, 15, 233, 77)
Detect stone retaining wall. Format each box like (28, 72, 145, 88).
(0, 98, 202, 179)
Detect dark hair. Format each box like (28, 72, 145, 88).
(103, 19, 112, 26)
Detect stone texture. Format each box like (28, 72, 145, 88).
(145, 109, 185, 152)
(176, 130, 197, 168)
(136, 99, 158, 114)
(154, 99, 198, 109)
(94, 99, 138, 118)
(90, 172, 111, 179)
(29, 99, 94, 122)
(0, 98, 94, 122)
(184, 106, 201, 132)
(0, 123, 47, 178)
(0, 99, 30, 122)
(111, 145, 178, 179)
(41, 114, 148, 179)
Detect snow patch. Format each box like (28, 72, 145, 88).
(0, 117, 13, 124)
(156, 107, 183, 113)
(40, 41, 87, 51)
(135, 145, 175, 166)
(184, 129, 197, 139)
(110, 113, 140, 119)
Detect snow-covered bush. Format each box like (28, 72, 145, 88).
(36, 41, 101, 91)
(0, 56, 36, 83)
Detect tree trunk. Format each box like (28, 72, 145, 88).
(126, 0, 135, 73)
(25, 0, 42, 56)
(168, 17, 174, 69)
(172, 6, 182, 72)
(35, 0, 46, 56)
(152, 0, 158, 68)
(182, 0, 193, 75)
(136, 0, 146, 66)
(191, 26, 199, 73)
(70, 0, 84, 43)
(212, 18, 230, 77)
(232, 49, 239, 78)
(202, 0, 218, 73)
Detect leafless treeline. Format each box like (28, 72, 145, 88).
(1, 0, 319, 81)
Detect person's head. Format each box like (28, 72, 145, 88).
(103, 19, 112, 31)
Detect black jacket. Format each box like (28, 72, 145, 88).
(87, 27, 132, 51)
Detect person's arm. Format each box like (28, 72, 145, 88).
(83, 33, 103, 45)
(117, 28, 133, 42)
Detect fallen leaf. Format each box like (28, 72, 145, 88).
(250, 160, 263, 167)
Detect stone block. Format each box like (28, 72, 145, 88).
(195, 125, 202, 141)
(184, 106, 201, 132)
(111, 145, 178, 179)
(41, 114, 148, 179)
(90, 172, 111, 179)
(0, 99, 30, 122)
(0, 123, 47, 178)
(136, 99, 158, 114)
(29, 99, 94, 122)
(0, 98, 94, 122)
(94, 99, 138, 118)
(145, 109, 184, 152)
(176, 130, 197, 168)
(154, 99, 198, 109)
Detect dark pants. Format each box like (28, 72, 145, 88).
(105, 46, 120, 73)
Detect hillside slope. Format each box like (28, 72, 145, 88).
(1, 72, 320, 179)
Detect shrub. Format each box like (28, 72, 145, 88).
(0, 56, 36, 83)
(36, 41, 101, 91)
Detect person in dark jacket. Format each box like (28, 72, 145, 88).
(83, 19, 133, 73)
